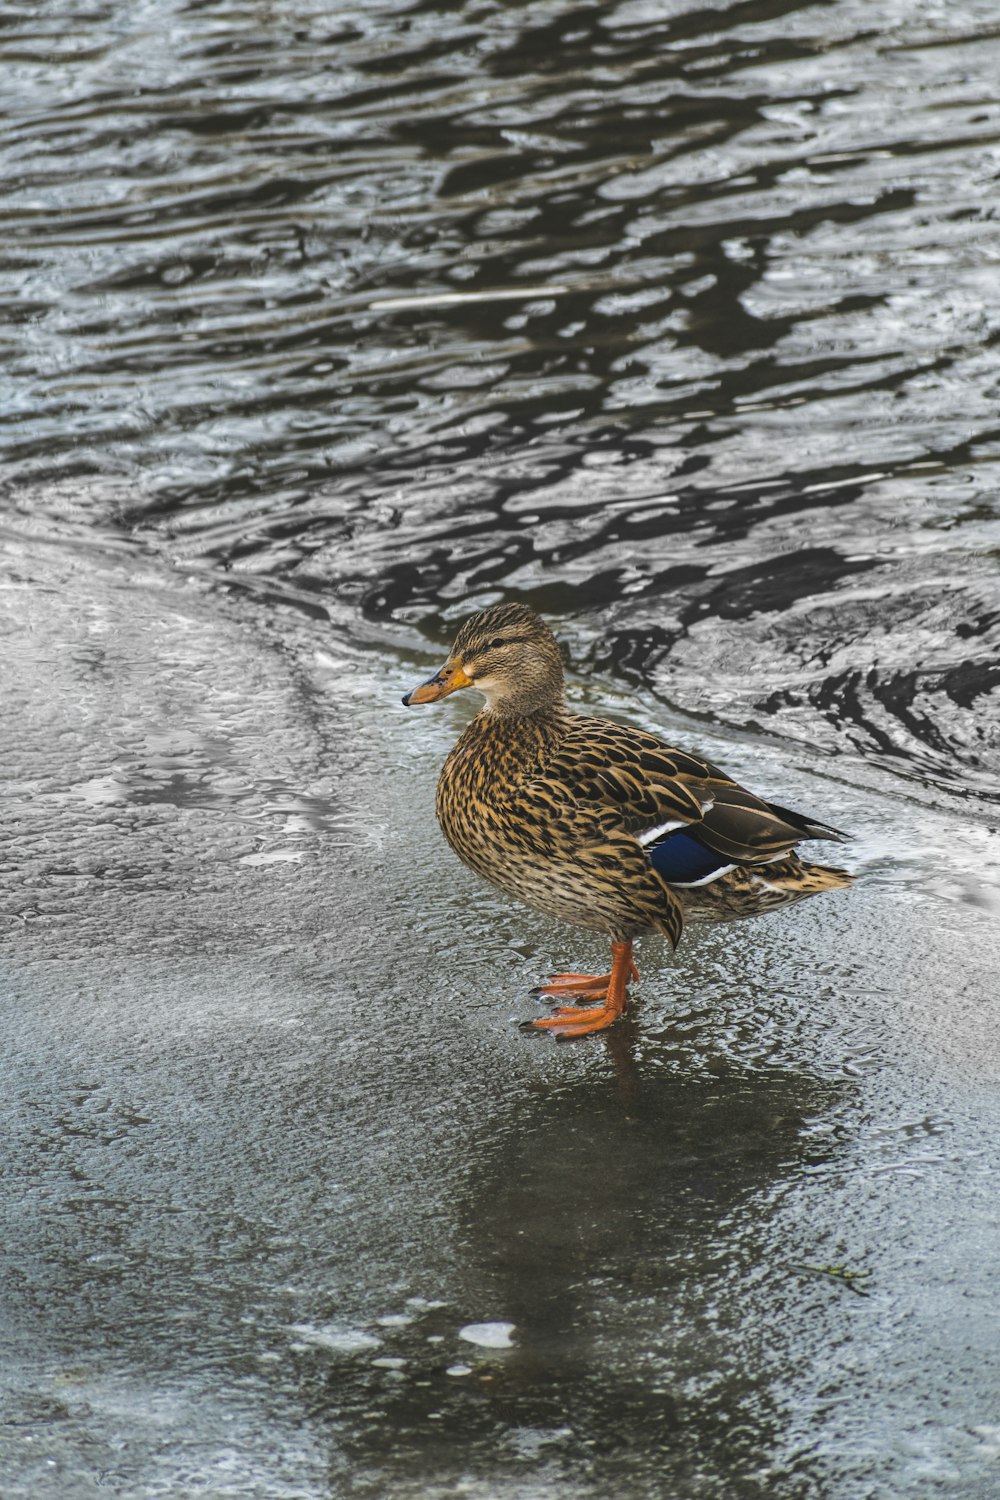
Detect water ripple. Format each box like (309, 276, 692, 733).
(2, 0, 999, 798)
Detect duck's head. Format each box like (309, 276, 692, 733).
(402, 602, 565, 716)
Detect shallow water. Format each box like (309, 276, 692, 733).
(3, 538, 1000, 1500)
(3, 1, 1000, 1496)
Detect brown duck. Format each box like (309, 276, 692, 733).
(403, 602, 852, 1039)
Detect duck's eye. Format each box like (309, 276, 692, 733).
(483, 637, 507, 653)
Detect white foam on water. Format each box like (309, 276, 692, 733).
(458, 1322, 516, 1349)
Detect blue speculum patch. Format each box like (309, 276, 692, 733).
(647, 828, 730, 884)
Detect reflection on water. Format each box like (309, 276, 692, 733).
(308, 1056, 843, 1500)
(2, 549, 999, 1500)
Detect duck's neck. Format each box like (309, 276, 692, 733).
(480, 689, 566, 720)
(477, 657, 567, 717)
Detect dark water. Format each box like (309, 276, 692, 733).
(5, 0, 1000, 797)
(3, 2, 1000, 1498)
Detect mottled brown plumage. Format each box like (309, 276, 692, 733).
(403, 602, 852, 1038)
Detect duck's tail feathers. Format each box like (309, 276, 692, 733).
(763, 858, 854, 894)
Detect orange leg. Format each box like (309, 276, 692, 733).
(527, 941, 638, 1039)
(535, 954, 640, 999)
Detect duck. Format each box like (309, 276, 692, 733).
(403, 602, 852, 1039)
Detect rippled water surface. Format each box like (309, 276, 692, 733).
(3, 1, 1000, 1497)
(5, 0, 1000, 793)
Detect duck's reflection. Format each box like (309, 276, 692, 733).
(315, 1046, 844, 1499)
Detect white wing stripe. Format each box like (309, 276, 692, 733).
(669, 862, 737, 888)
(637, 818, 686, 845)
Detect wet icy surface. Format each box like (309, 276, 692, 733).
(2, 522, 1000, 1498)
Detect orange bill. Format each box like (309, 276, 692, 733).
(402, 660, 473, 705)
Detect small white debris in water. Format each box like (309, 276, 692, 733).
(427, 1335, 445, 1344)
(508, 1425, 574, 1457)
(405, 1297, 447, 1311)
(458, 1322, 516, 1349)
(372, 1356, 406, 1369)
(446, 1364, 473, 1377)
(286, 1323, 381, 1354)
(375, 1313, 414, 1328)
(242, 849, 306, 866)
(369, 285, 571, 311)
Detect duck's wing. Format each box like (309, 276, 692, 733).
(531, 714, 849, 867)
(529, 717, 708, 835)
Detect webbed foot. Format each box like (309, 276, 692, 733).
(524, 941, 637, 1040)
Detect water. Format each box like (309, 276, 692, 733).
(2, 1, 1000, 1496)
